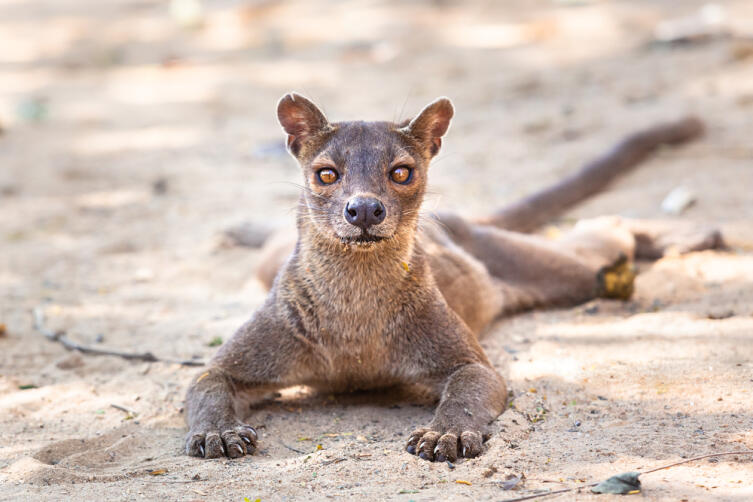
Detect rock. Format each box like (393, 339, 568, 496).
(661, 186, 696, 215)
(56, 354, 84, 370)
(707, 309, 734, 320)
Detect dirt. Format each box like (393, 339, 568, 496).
(1, 0, 753, 500)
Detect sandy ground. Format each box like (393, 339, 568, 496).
(1, 0, 753, 500)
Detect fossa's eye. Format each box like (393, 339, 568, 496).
(317, 168, 339, 185)
(390, 166, 412, 184)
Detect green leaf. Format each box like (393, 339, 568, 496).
(591, 471, 641, 494)
(208, 336, 223, 347)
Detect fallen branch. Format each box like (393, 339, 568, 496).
(32, 307, 205, 367)
(502, 450, 753, 502)
(641, 450, 753, 474)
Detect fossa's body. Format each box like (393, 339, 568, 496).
(185, 95, 721, 462)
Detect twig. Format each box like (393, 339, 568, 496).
(141, 479, 202, 484)
(501, 486, 590, 502)
(32, 307, 205, 367)
(641, 450, 753, 474)
(280, 441, 307, 454)
(501, 450, 753, 502)
(111, 403, 138, 416)
(321, 457, 347, 465)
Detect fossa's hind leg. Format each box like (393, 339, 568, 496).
(435, 213, 637, 314)
(620, 218, 724, 259)
(559, 216, 724, 298)
(432, 215, 635, 314)
(565, 216, 724, 259)
(437, 213, 724, 314)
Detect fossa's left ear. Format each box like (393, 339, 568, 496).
(402, 97, 454, 157)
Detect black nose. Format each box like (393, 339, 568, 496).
(344, 196, 386, 230)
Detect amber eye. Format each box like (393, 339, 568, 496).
(390, 166, 412, 184)
(317, 168, 339, 185)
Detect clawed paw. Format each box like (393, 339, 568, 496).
(405, 427, 483, 462)
(186, 424, 258, 459)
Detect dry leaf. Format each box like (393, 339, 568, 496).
(591, 472, 641, 494)
(501, 474, 524, 490)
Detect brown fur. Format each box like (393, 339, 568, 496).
(184, 94, 722, 462)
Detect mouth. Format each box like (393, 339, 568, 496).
(339, 233, 388, 247)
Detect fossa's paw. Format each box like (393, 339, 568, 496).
(405, 427, 483, 462)
(597, 254, 635, 300)
(186, 423, 258, 459)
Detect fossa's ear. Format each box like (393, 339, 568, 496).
(277, 93, 329, 156)
(402, 97, 454, 157)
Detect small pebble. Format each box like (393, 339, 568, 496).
(661, 186, 696, 215)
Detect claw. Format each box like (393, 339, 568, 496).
(199, 444, 205, 457)
(434, 445, 440, 454)
(462, 446, 467, 457)
(244, 426, 258, 439)
(418, 441, 425, 450)
(233, 444, 244, 456)
(242, 436, 252, 444)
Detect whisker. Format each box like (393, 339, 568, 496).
(277, 181, 330, 201)
(396, 85, 415, 124)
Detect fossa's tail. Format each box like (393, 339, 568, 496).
(479, 116, 704, 232)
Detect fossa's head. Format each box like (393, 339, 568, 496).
(277, 93, 453, 250)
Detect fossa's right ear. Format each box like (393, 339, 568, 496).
(277, 93, 329, 157)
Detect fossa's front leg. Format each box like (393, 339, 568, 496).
(406, 363, 507, 462)
(185, 300, 313, 459)
(400, 302, 508, 462)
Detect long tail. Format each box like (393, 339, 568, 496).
(480, 116, 704, 232)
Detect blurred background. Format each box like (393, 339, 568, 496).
(2, 1, 753, 248)
(3, 0, 752, 317)
(1, 1, 753, 498)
